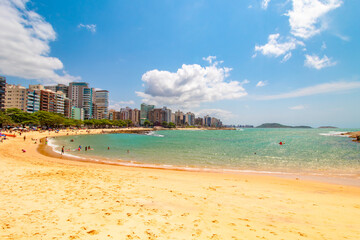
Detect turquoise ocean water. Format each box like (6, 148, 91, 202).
(49, 128, 360, 177)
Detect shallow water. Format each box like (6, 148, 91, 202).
(50, 128, 360, 177)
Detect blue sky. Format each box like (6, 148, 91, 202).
(0, 0, 359, 127)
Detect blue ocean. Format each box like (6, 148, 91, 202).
(49, 128, 360, 177)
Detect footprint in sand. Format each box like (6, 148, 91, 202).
(87, 230, 99, 235)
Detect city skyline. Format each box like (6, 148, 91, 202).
(1, 0, 360, 127)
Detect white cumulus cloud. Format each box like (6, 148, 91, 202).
(304, 54, 337, 69)
(256, 81, 268, 87)
(0, 0, 79, 84)
(78, 23, 97, 33)
(254, 33, 304, 58)
(286, 0, 343, 39)
(136, 57, 247, 107)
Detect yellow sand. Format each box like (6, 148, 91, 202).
(1, 129, 360, 240)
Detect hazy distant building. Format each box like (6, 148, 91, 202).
(129, 108, 140, 126)
(0, 76, 6, 110)
(195, 117, 204, 126)
(140, 103, 154, 125)
(184, 112, 195, 126)
(45, 84, 68, 97)
(95, 90, 109, 119)
(175, 110, 184, 126)
(204, 115, 212, 127)
(211, 117, 222, 127)
(162, 107, 172, 123)
(4, 84, 27, 111)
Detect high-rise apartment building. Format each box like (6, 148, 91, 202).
(4, 84, 27, 111)
(204, 115, 212, 127)
(26, 89, 40, 113)
(129, 108, 140, 126)
(0, 76, 6, 110)
(68, 82, 88, 108)
(162, 107, 172, 123)
(45, 84, 68, 97)
(64, 98, 71, 118)
(83, 87, 94, 120)
(140, 103, 154, 125)
(71, 107, 84, 120)
(95, 90, 109, 119)
(184, 112, 195, 126)
(195, 117, 204, 126)
(40, 89, 66, 115)
(175, 110, 184, 126)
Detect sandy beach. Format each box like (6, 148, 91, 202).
(1, 129, 360, 239)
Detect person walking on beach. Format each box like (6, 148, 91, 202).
(24, 136, 26, 141)
(61, 146, 65, 155)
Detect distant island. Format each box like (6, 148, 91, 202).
(256, 123, 312, 129)
(318, 126, 338, 129)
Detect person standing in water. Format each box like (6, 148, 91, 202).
(61, 146, 64, 155)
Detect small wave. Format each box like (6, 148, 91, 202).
(319, 131, 348, 137)
(145, 131, 164, 137)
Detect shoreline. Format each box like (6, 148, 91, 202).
(1, 129, 360, 239)
(44, 129, 360, 188)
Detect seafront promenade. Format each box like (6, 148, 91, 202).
(1, 129, 360, 239)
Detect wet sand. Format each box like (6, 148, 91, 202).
(1, 129, 360, 239)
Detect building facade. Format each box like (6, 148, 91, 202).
(26, 89, 40, 113)
(140, 103, 154, 125)
(45, 84, 68, 97)
(4, 84, 27, 111)
(0, 76, 6, 110)
(71, 107, 84, 120)
(68, 82, 88, 108)
(184, 112, 195, 126)
(95, 90, 109, 119)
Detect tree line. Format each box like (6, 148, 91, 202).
(0, 108, 132, 128)
(0, 108, 177, 129)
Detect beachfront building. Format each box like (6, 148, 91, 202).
(211, 117, 222, 127)
(26, 88, 41, 113)
(140, 103, 154, 125)
(95, 90, 109, 119)
(148, 108, 163, 125)
(71, 107, 84, 120)
(162, 107, 172, 123)
(68, 82, 88, 108)
(45, 84, 68, 97)
(0, 76, 6, 110)
(171, 113, 175, 123)
(175, 110, 184, 126)
(129, 108, 140, 126)
(64, 98, 71, 118)
(204, 115, 212, 127)
(4, 84, 27, 111)
(40, 89, 66, 115)
(195, 117, 203, 126)
(82, 87, 94, 120)
(184, 112, 195, 126)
